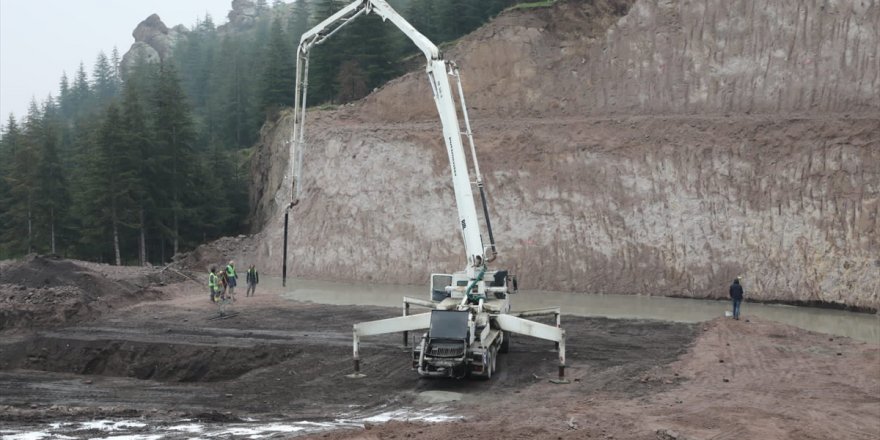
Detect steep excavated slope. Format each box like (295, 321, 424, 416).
(248, 0, 879, 310)
(360, 0, 879, 120)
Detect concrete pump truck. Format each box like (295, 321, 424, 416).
(287, 0, 568, 382)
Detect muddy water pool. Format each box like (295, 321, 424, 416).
(271, 277, 879, 343)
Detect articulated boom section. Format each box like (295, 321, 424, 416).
(291, 0, 568, 382)
(292, 0, 491, 272)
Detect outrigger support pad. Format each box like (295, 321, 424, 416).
(550, 365, 570, 384)
(346, 359, 366, 378)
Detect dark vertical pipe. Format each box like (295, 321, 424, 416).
(282, 211, 289, 287)
(478, 184, 496, 254)
(403, 303, 409, 347)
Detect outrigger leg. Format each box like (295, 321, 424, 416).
(347, 313, 432, 378)
(494, 314, 569, 384)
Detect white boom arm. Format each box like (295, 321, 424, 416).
(291, 0, 495, 274)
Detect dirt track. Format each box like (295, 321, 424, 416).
(1, 259, 878, 439)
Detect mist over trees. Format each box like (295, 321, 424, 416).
(0, 0, 517, 264)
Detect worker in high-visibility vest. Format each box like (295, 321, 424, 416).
(246, 265, 259, 297)
(225, 260, 238, 301)
(208, 267, 220, 302)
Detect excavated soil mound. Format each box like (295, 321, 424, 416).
(171, 235, 260, 274)
(2, 336, 300, 382)
(0, 255, 170, 330)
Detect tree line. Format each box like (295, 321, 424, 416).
(0, 56, 249, 264)
(0, 0, 518, 264)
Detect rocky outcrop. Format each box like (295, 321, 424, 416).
(249, 0, 879, 310)
(227, 0, 259, 30)
(120, 14, 187, 75)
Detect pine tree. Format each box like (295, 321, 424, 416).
(89, 104, 131, 264)
(3, 102, 43, 254)
(93, 51, 118, 106)
(175, 17, 218, 114)
(153, 63, 199, 257)
(110, 46, 123, 92)
(0, 116, 22, 257)
(120, 77, 153, 265)
(335, 60, 368, 102)
(34, 102, 68, 255)
(72, 62, 92, 116)
(288, 0, 310, 43)
(260, 15, 296, 113)
(207, 35, 257, 149)
(332, 6, 404, 102)
(68, 117, 105, 260)
(308, 0, 347, 104)
(406, 0, 440, 42)
(58, 72, 72, 118)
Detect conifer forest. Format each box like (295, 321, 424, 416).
(0, 0, 517, 264)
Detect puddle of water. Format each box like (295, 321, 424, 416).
(1, 409, 460, 440)
(417, 391, 464, 404)
(0, 433, 74, 440)
(270, 277, 880, 343)
(51, 421, 147, 431)
(95, 436, 162, 440)
(361, 409, 460, 423)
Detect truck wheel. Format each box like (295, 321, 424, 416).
(490, 346, 498, 375)
(486, 348, 495, 379)
(499, 332, 510, 354)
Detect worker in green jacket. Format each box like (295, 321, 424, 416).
(208, 267, 220, 303)
(225, 260, 238, 301)
(246, 265, 259, 297)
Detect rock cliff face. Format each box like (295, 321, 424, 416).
(118, 1, 277, 75)
(120, 14, 187, 74)
(249, 0, 879, 310)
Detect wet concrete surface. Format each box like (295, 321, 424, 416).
(275, 277, 880, 342)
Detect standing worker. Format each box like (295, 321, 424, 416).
(226, 260, 238, 301)
(209, 267, 221, 303)
(246, 265, 259, 297)
(729, 277, 744, 320)
(219, 268, 229, 300)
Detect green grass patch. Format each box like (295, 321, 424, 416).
(315, 103, 339, 111)
(508, 0, 558, 11)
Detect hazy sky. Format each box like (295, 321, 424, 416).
(0, 0, 234, 122)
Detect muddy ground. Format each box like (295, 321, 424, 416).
(0, 259, 878, 439)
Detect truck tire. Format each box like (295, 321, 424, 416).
(487, 347, 496, 379)
(499, 331, 510, 354)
